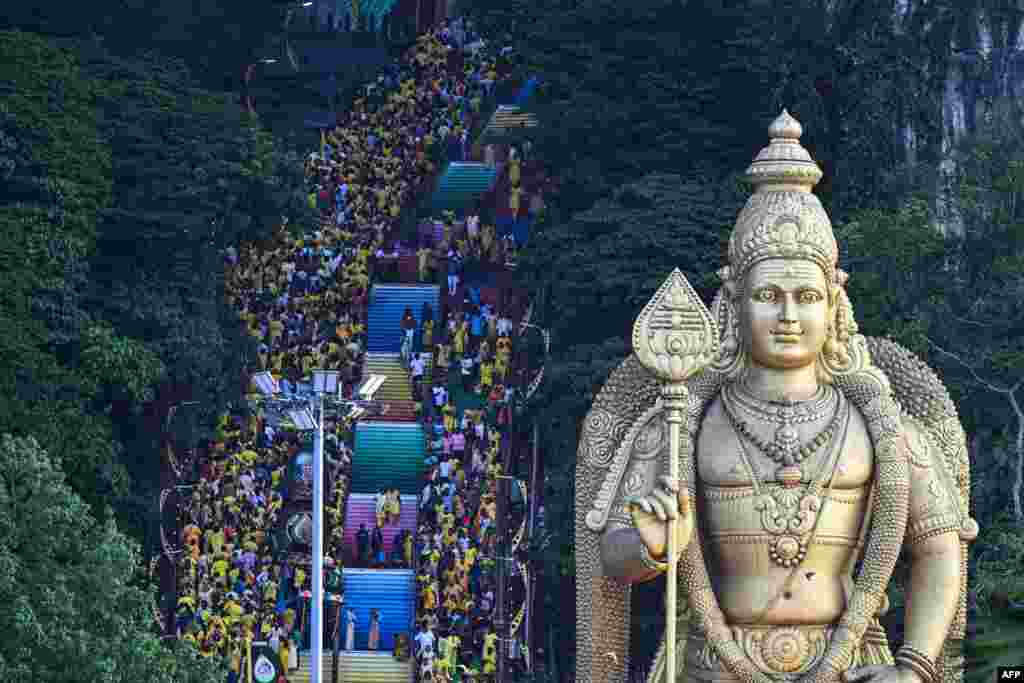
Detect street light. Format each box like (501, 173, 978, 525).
(250, 368, 371, 683)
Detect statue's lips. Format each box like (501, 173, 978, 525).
(772, 331, 803, 343)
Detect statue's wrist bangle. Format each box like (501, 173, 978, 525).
(894, 646, 937, 683)
(640, 545, 668, 573)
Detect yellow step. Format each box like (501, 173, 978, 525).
(363, 354, 412, 401)
(290, 651, 411, 683)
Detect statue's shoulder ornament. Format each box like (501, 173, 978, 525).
(863, 336, 977, 543)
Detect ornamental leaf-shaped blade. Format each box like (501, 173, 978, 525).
(632, 269, 720, 383)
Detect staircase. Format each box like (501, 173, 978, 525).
(291, 651, 412, 683)
(364, 353, 413, 402)
(366, 284, 440, 353)
(341, 568, 416, 650)
(351, 422, 425, 495)
(342, 493, 418, 560)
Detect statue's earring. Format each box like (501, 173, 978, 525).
(712, 279, 743, 375)
(823, 320, 840, 359)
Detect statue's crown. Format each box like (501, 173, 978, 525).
(727, 110, 839, 284)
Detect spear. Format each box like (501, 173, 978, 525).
(631, 269, 719, 682)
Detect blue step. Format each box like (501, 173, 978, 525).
(341, 569, 414, 651)
(367, 285, 440, 353)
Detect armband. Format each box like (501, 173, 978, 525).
(894, 645, 937, 683)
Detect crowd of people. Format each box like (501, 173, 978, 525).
(404, 293, 531, 682)
(174, 412, 354, 682)
(165, 14, 538, 683)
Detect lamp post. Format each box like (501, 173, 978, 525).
(250, 370, 385, 683)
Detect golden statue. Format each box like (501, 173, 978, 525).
(575, 111, 978, 683)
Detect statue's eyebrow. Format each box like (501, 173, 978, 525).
(750, 281, 825, 293)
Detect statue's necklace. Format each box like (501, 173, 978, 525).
(723, 387, 849, 568)
(724, 382, 839, 478)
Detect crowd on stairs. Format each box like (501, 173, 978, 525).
(165, 14, 537, 683)
(399, 184, 538, 683)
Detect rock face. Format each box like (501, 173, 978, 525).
(892, 6, 1024, 235)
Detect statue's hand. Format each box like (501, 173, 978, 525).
(626, 475, 694, 560)
(842, 666, 925, 683)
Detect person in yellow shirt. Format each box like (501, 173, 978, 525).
(422, 583, 437, 610)
(422, 318, 434, 348)
(482, 632, 498, 674)
(452, 322, 466, 355)
(442, 401, 457, 433)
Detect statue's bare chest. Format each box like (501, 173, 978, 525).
(696, 393, 873, 490)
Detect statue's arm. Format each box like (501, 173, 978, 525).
(898, 421, 963, 667)
(600, 522, 664, 584)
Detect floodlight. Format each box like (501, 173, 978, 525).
(359, 374, 386, 400)
(252, 372, 279, 397)
(312, 369, 339, 395)
(288, 408, 316, 430)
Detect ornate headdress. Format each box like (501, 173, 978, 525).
(721, 109, 842, 287)
(714, 110, 856, 376)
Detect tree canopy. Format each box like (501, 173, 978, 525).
(0, 29, 316, 551)
(0, 434, 225, 683)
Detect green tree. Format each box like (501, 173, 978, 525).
(922, 121, 1024, 524)
(0, 30, 125, 513)
(0, 433, 225, 683)
(0, 30, 316, 549)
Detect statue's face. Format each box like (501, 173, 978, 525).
(741, 257, 830, 371)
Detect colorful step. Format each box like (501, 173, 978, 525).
(363, 353, 413, 402)
(366, 284, 440, 353)
(351, 422, 425, 495)
(342, 493, 418, 560)
(340, 568, 415, 651)
(290, 652, 412, 683)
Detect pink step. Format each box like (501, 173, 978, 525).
(343, 493, 418, 558)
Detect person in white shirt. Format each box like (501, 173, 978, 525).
(415, 623, 436, 659)
(407, 352, 423, 395)
(460, 355, 474, 390)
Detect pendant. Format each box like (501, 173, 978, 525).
(773, 403, 800, 465)
(768, 536, 806, 567)
(775, 465, 803, 487)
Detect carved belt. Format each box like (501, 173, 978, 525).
(686, 624, 833, 680)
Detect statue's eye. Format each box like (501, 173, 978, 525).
(754, 289, 776, 302)
(799, 291, 821, 304)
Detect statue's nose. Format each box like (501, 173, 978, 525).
(778, 296, 797, 323)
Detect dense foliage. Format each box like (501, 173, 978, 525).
(0, 27, 316, 553)
(0, 434, 227, 683)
